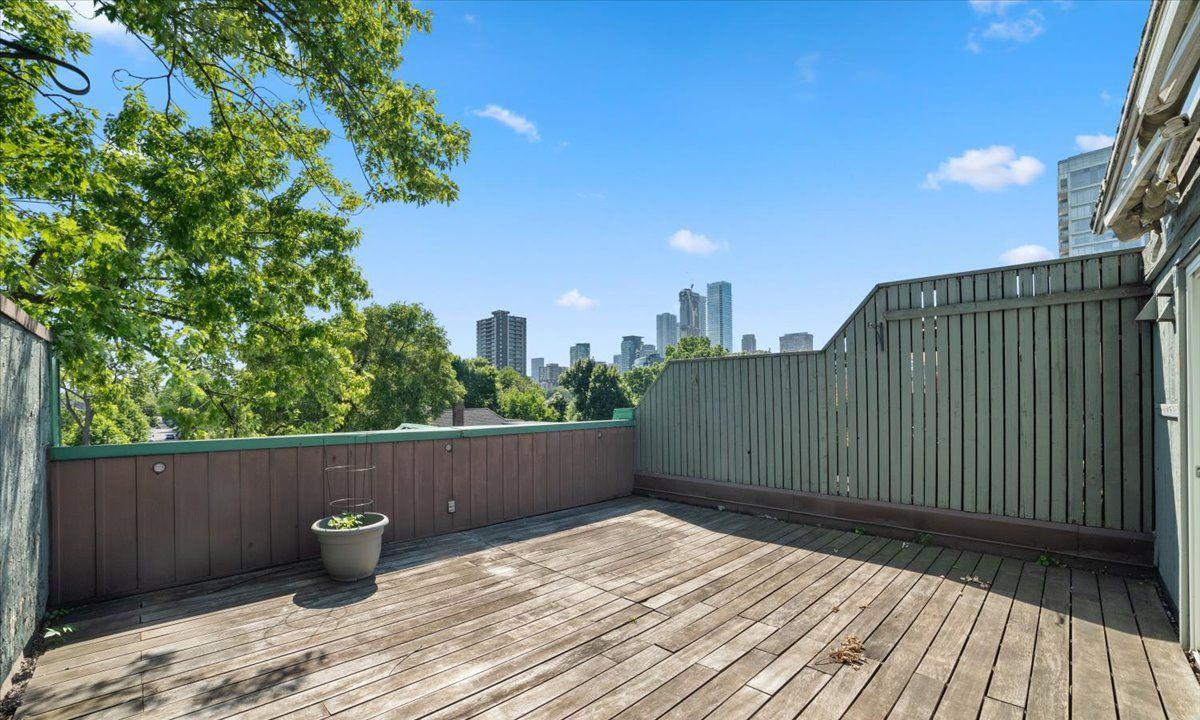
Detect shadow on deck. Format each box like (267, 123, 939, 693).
(13, 497, 1200, 719)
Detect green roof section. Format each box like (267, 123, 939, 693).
(611, 407, 634, 421)
(48, 419, 634, 461)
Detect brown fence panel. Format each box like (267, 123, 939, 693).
(47, 424, 635, 607)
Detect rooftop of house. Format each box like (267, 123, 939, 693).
(429, 406, 531, 427)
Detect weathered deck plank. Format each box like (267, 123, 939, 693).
(15, 497, 1195, 720)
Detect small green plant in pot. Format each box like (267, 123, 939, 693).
(312, 445, 389, 582)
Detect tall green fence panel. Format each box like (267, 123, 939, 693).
(635, 250, 1154, 533)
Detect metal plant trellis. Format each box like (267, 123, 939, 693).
(323, 435, 375, 519)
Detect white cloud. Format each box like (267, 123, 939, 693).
(667, 229, 725, 255)
(464, 13, 477, 24)
(556, 289, 597, 310)
(575, 192, 606, 200)
(68, 1, 139, 50)
(1000, 244, 1055, 264)
(922, 145, 1045, 191)
(796, 52, 820, 84)
(471, 104, 540, 142)
(983, 10, 1045, 43)
(966, 2, 1045, 52)
(1100, 89, 1113, 104)
(1075, 133, 1114, 152)
(969, 0, 1028, 14)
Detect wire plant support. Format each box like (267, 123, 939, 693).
(323, 435, 376, 519)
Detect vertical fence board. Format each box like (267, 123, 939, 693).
(51, 460, 96, 605)
(1101, 255, 1123, 529)
(960, 276, 977, 513)
(920, 282, 936, 505)
(137, 455, 176, 588)
(1083, 257, 1104, 527)
(943, 277, 959, 510)
(988, 271, 1006, 515)
(238, 450, 270, 570)
(393, 441, 416, 540)
(1003, 270, 1020, 518)
(874, 291, 890, 504)
(96, 458, 137, 597)
(1049, 264, 1068, 523)
(269, 447, 299, 566)
(208, 452, 241, 577)
(1119, 254, 1143, 531)
(921, 280, 938, 507)
(1066, 260, 1086, 525)
(371, 443, 395, 543)
(431, 440, 452, 534)
(174, 452, 210, 583)
(517, 434, 534, 517)
(1033, 265, 1052, 522)
(935, 277, 951, 509)
(897, 284, 914, 504)
(532, 433, 548, 515)
(974, 274, 992, 514)
(453, 438, 472, 531)
(413, 440, 435, 538)
(1018, 267, 1036, 520)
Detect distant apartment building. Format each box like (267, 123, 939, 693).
(569, 343, 591, 366)
(637, 343, 657, 359)
(540, 362, 564, 387)
(530, 357, 544, 382)
(706, 281, 733, 352)
(780, 332, 813, 352)
(618, 335, 643, 373)
(1058, 146, 1146, 257)
(656, 313, 679, 354)
(741, 334, 756, 353)
(476, 310, 527, 374)
(612, 353, 622, 367)
(679, 288, 706, 338)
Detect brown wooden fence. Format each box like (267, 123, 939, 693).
(48, 424, 635, 607)
(635, 250, 1153, 534)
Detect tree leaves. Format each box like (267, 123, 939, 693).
(1, 1, 469, 442)
(342, 302, 462, 430)
(559, 358, 630, 421)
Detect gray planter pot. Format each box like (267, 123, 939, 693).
(311, 512, 389, 582)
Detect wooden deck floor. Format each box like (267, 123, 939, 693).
(17, 497, 1199, 720)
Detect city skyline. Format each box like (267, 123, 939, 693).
(475, 288, 815, 370)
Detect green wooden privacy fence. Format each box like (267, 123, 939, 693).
(635, 249, 1154, 533)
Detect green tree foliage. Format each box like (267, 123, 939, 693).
(623, 362, 663, 406)
(496, 366, 539, 393)
(157, 314, 368, 438)
(665, 336, 728, 360)
(559, 358, 630, 421)
(547, 386, 572, 420)
(1, 0, 469, 441)
(342, 303, 462, 430)
(498, 386, 559, 422)
(452, 356, 500, 410)
(60, 351, 158, 445)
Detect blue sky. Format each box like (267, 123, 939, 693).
(67, 0, 1146, 367)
